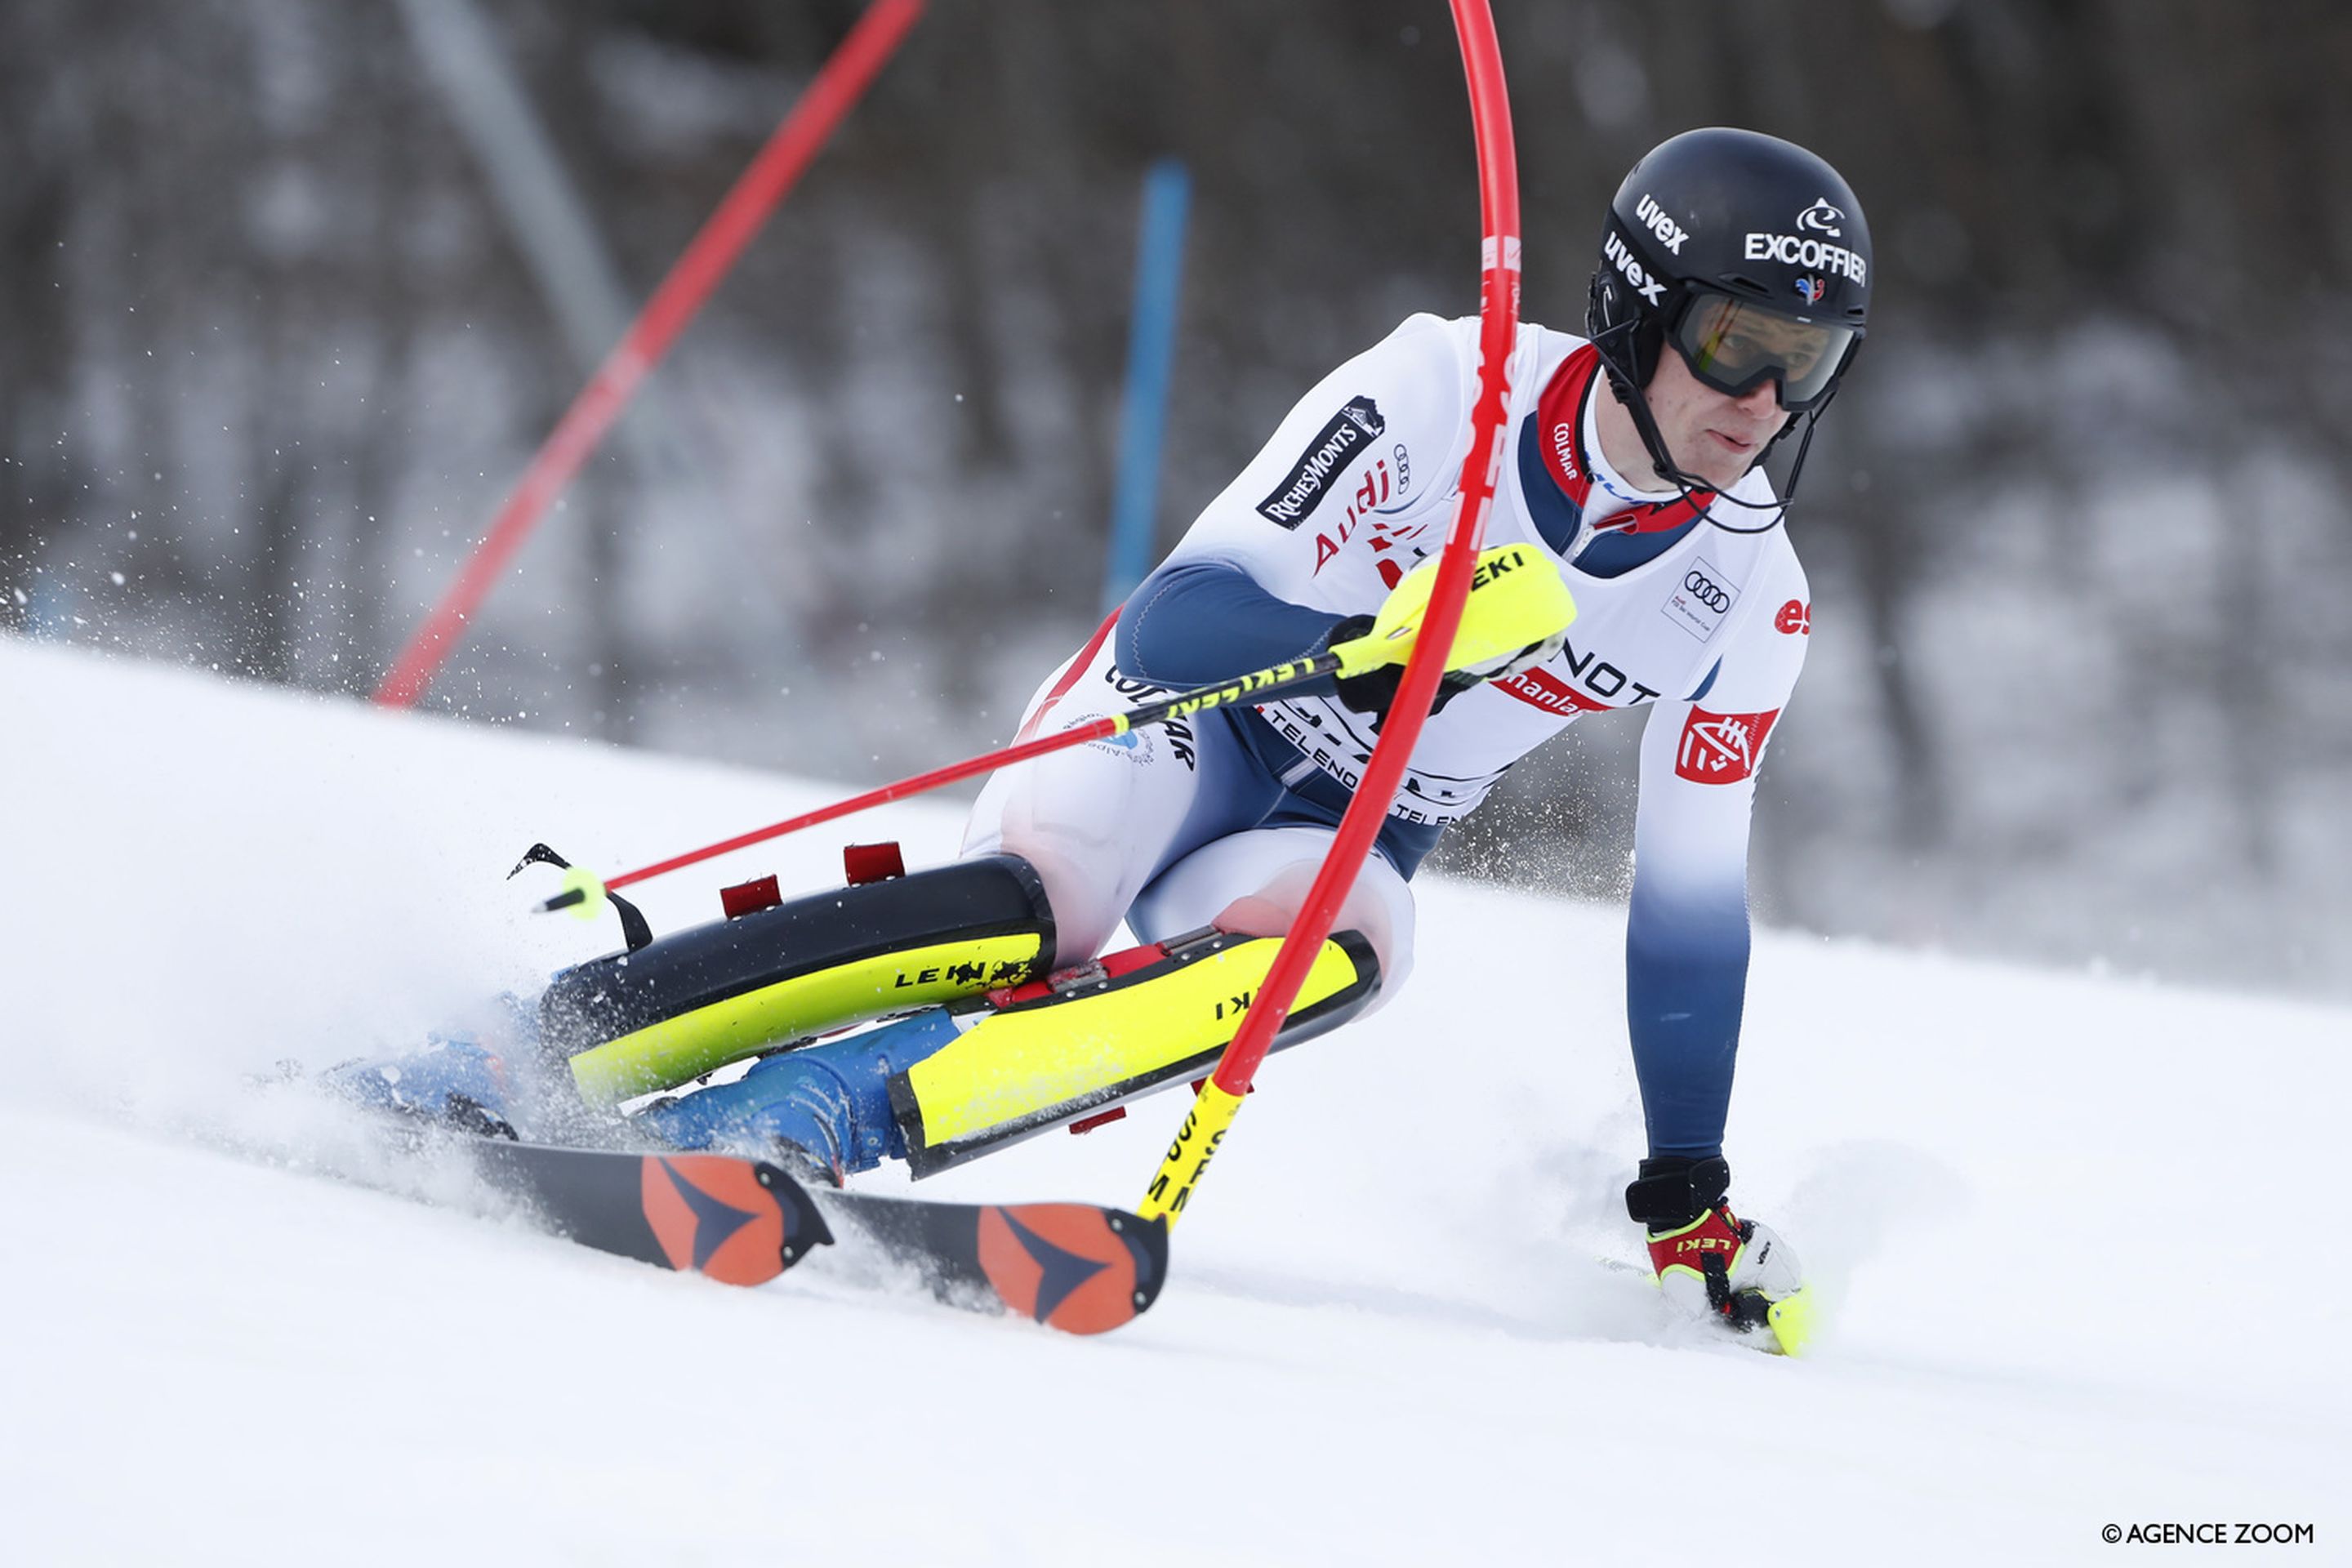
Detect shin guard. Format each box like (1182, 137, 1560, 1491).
(889, 927, 1380, 1178)
(542, 854, 1054, 1107)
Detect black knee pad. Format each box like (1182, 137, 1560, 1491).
(542, 853, 1055, 1106)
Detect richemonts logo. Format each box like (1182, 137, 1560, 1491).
(1255, 396, 1386, 528)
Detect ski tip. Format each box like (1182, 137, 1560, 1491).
(1764, 1287, 1815, 1357)
(640, 1154, 832, 1286)
(976, 1203, 1170, 1335)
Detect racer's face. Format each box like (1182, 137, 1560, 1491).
(1642, 347, 1793, 491)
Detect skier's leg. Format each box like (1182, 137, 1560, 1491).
(529, 630, 1214, 1116)
(564, 630, 1235, 1119)
(639, 924, 1382, 1178)
(540, 851, 1058, 1109)
(648, 824, 1415, 1178)
(1127, 824, 1419, 1008)
(958, 630, 1240, 961)
(639, 636, 1298, 1175)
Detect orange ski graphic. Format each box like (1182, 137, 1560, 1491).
(640, 1156, 808, 1285)
(976, 1203, 1162, 1334)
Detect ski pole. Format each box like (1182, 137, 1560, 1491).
(536, 648, 1347, 913)
(1137, 0, 1521, 1230)
(537, 540, 1567, 916)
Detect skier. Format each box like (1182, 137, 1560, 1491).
(345, 127, 1869, 1348)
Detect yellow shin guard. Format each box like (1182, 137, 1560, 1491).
(889, 928, 1380, 1178)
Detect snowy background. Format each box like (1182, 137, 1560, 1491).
(4, 1, 2350, 1002)
(3, 635, 2344, 1566)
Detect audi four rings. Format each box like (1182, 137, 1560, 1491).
(1682, 570, 1732, 613)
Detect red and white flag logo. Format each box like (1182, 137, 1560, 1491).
(1674, 706, 1780, 783)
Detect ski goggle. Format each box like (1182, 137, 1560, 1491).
(1671, 288, 1857, 411)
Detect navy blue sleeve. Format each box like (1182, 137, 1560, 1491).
(1623, 875, 1751, 1163)
(1115, 559, 1349, 691)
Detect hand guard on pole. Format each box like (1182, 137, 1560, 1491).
(1329, 543, 1576, 728)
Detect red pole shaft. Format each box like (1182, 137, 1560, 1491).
(598, 642, 1349, 893)
(604, 716, 1117, 893)
(1205, 0, 1521, 1098)
(375, 0, 927, 708)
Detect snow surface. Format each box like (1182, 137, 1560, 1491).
(2, 635, 2343, 1566)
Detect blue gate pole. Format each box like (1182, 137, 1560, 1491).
(1102, 159, 1192, 615)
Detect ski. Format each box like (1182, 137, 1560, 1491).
(467, 1138, 1169, 1335)
(816, 1183, 1170, 1335)
(468, 1140, 829, 1286)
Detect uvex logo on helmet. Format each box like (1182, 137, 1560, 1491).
(1603, 231, 1667, 306)
(1634, 193, 1689, 255)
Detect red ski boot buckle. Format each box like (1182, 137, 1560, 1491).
(719, 875, 783, 919)
(843, 841, 906, 886)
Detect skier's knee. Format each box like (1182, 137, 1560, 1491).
(977, 837, 1125, 961)
(1208, 876, 1415, 1008)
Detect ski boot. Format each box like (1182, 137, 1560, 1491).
(321, 1034, 520, 1140)
(633, 1009, 960, 1180)
(1626, 1156, 1813, 1355)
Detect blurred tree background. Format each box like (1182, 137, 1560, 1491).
(4, 0, 2348, 999)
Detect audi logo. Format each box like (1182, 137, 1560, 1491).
(1682, 571, 1732, 614)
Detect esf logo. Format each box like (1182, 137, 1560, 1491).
(1604, 231, 1666, 306)
(1797, 197, 1844, 238)
(1634, 193, 1688, 255)
(1673, 706, 1782, 784)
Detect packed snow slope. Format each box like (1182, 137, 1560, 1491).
(2, 635, 2342, 1567)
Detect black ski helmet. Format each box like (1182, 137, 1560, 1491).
(1586, 127, 1872, 506)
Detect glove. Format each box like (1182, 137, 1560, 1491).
(1328, 614, 1481, 729)
(1626, 1156, 1813, 1356)
(1325, 543, 1577, 729)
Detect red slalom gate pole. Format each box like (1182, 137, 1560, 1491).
(375, 0, 926, 709)
(1138, 0, 1521, 1227)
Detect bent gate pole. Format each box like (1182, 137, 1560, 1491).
(375, 0, 925, 709)
(1138, 0, 1521, 1226)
